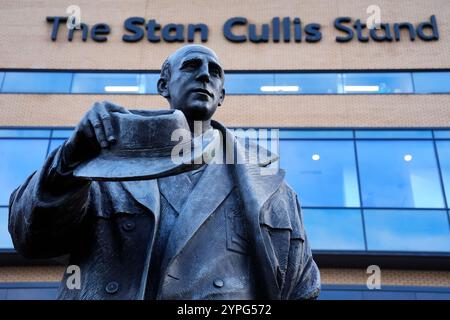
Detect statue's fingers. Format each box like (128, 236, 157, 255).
(97, 107, 116, 143)
(88, 112, 109, 149)
(102, 100, 130, 114)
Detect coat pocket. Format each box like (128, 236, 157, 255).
(225, 206, 250, 255)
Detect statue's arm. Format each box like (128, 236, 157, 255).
(288, 232, 321, 299)
(8, 144, 92, 259)
(282, 186, 321, 300)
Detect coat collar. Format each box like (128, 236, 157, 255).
(211, 120, 285, 212)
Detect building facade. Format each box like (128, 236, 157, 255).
(0, 0, 450, 299)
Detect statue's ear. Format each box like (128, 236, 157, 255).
(218, 88, 225, 107)
(157, 78, 170, 98)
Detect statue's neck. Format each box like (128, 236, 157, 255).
(187, 119, 212, 137)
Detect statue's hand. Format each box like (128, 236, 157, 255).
(61, 101, 130, 169)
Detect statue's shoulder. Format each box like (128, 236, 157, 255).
(261, 181, 305, 240)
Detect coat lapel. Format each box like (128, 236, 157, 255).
(158, 171, 193, 214)
(120, 179, 160, 219)
(161, 163, 234, 272)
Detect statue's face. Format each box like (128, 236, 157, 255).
(160, 47, 225, 122)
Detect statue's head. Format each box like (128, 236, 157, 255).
(157, 45, 225, 123)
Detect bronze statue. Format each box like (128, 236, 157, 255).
(8, 45, 320, 299)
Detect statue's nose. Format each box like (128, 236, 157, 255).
(195, 65, 210, 83)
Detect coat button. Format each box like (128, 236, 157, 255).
(105, 281, 119, 294)
(122, 221, 135, 231)
(213, 279, 224, 288)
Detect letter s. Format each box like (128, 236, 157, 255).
(123, 17, 145, 42)
(335, 17, 354, 42)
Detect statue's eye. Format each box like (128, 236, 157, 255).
(210, 65, 222, 77)
(182, 60, 200, 70)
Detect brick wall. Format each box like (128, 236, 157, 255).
(1, 94, 450, 128)
(1, 266, 450, 287)
(0, 0, 449, 70)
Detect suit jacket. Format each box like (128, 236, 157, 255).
(8, 121, 320, 300)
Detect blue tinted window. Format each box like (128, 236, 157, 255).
(434, 130, 450, 139)
(71, 73, 143, 94)
(1, 71, 449, 95)
(0, 129, 50, 138)
(0, 207, 13, 249)
(318, 290, 364, 300)
(364, 209, 450, 252)
(362, 291, 416, 300)
(48, 139, 66, 154)
(413, 72, 450, 94)
(355, 130, 432, 139)
(436, 141, 450, 205)
(51, 129, 73, 139)
(343, 73, 413, 94)
(303, 209, 365, 250)
(0, 139, 48, 205)
(274, 73, 342, 94)
(357, 141, 444, 208)
(416, 292, 450, 300)
(280, 130, 353, 139)
(1, 72, 72, 93)
(142, 73, 159, 94)
(280, 140, 360, 207)
(224, 73, 274, 94)
(0, 72, 4, 90)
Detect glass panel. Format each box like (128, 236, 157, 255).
(343, 73, 413, 94)
(280, 130, 353, 139)
(2, 71, 449, 95)
(416, 292, 450, 300)
(71, 73, 143, 94)
(142, 73, 159, 94)
(0, 72, 5, 90)
(413, 72, 450, 94)
(0, 129, 50, 138)
(280, 140, 360, 207)
(434, 130, 450, 139)
(51, 129, 73, 139)
(224, 73, 274, 94)
(275, 73, 342, 94)
(362, 291, 416, 300)
(303, 209, 365, 250)
(0, 207, 13, 249)
(436, 141, 450, 205)
(357, 141, 444, 208)
(0, 139, 48, 205)
(1, 72, 72, 93)
(318, 290, 363, 300)
(355, 130, 432, 139)
(364, 209, 450, 252)
(48, 139, 66, 154)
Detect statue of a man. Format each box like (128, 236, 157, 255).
(8, 45, 320, 300)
